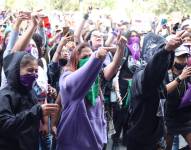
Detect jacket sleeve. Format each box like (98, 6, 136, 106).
(47, 62, 60, 85)
(0, 95, 42, 136)
(3, 30, 19, 58)
(142, 44, 171, 94)
(59, 52, 103, 100)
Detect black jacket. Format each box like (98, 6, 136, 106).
(48, 61, 61, 92)
(0, 52, 42, 150)
(126, 34, 171, 148)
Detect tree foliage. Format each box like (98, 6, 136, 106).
(3, 0, 191, 16)
(144, 0, 191, 15)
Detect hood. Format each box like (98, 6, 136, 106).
(141, 32, 166, 63)
(3, 52, 29, 91)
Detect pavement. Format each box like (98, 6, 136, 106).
(105, 121, 187, 150)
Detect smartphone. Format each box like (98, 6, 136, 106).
(42, 16, 50, 28)
(19, 11, 31, 17)
(63, 27, 70, 36)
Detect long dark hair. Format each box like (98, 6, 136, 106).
(124, 30, 140, 41)
(32, 33, 43, 58)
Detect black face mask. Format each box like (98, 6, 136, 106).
(174, 62, 187, 71)
(59, 59, 68, 67)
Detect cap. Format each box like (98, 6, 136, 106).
(175, 45, 190, 56)
(91, 30, 104, 37)
(183, 42, 191, 46)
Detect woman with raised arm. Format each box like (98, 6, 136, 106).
(56, 33, 126, 150)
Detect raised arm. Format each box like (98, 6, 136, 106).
(74, 13, 89, 44)
(60, 48, 108, 100)
(103, 35, 126, 80)
(38, 19, 47, 46)
(12, 13, 39, 52)
(3, 12, 29, 58)
(142, 31, 186, 92)
(51, 37, 70, 63)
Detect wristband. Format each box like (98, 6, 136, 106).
(83, 13, 89, 20)
(111, 30, 118, 37)
(175, 77, 182, 84)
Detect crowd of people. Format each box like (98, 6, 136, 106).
(0, 7, 191, 150)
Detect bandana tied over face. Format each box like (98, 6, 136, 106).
(127, 36, 141, 61)
(174, 62, 187, 71)
(20, 73, 38, 90)
(78, 57, 99, 106)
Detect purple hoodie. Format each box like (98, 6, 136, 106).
(56, 52, 107, 150)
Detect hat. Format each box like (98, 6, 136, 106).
(91, 30, 104, 37)
(183, 42, 191, 46)
(175, 45, 190, 56)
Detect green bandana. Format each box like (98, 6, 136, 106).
(125, 79, 132, 107)
(78, 57, 99, 106)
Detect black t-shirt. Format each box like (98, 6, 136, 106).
(165, 71, 191, 123)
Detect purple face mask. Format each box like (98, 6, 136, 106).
(127, 36, 141, 61)
(20, 74, 38, 90)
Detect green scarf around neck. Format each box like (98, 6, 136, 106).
(78, 57, 99, 106)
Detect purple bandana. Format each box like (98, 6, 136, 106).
(127, 36, 141, 61)
(20, 74, 38, 90)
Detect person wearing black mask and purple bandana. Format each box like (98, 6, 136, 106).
(0, 52, 59, 150)
(165, 45, 191, 150)
(125, 31, 187, 150)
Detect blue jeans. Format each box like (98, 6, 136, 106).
(39, 117, 53, 150)
(39, 133, 52, 150)
(172, 135, 179, 150)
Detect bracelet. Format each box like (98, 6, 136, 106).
(175, 77, 182, 84)
(83, 13, 89, 20)
(111, 31, 118, 37)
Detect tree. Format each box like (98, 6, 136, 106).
(5, 0, 15, 9)
(144, 0, 191, 15)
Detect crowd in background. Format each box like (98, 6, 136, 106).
(0, 7, 191, 150)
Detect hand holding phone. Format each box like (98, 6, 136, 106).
(63, 27, 70, 36)
(18, 11, 31, 20)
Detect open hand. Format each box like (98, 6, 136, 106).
(165, 30, 185, 51)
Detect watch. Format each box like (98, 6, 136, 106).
(175, 77, 182, 84)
